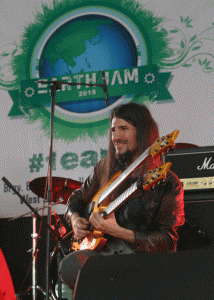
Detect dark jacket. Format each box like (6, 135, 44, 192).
(65, 157, 185, 253)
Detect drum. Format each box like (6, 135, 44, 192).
(50, 230, 74, 300)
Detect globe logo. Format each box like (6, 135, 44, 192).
(39, 14, 142, 113)
(9, 1, 171, 140)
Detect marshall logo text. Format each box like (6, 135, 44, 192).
(197, 157, 214, 170)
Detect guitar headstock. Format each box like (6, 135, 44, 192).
(142, 162, 172, 191)
(150, 130, 179, 157)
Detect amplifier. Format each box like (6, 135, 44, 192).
(166, 146, 214, 193)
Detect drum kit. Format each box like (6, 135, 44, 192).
(32, 176, 82, 299)
(29, 176, 82, 300)
(29, 176, 82, 205)
(6, 175, 82, 300)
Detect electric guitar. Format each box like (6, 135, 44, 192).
(96, 130, 179, 207)
(71, 162, 172, 252)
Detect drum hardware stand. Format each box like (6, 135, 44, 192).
(56, 245, 64, 300)
(8, 203, 59, 222)
(26, 213, 45, 300)
(1, 177, 64, 299)
(8, 204, 59, 300)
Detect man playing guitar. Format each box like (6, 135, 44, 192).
(58, 102, 185, 290)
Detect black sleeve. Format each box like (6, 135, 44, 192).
(134, 172, 185, 252)
(64, 162, 101, 225)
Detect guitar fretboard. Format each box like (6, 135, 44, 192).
(104, 180, 139, 216)
(98, 130, 178, 206)
(98, 148, 150, 205)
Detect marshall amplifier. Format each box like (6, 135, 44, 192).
(166, 146, 214, 196)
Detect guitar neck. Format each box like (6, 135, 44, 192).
(103, 180, 139, 216)
(102, 161, 172, 217)
(98, 148, 150, 205)
(98, 130, 179, 206)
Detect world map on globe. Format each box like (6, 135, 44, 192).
(39, 14, 142, 113)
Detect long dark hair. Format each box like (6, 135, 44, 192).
(105, 102, 160, 182)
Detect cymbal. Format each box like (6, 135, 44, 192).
(29, 176, 82, 204)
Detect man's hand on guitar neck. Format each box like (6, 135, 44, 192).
(69, 212, 91, 240)
(89, 212, 135, 244)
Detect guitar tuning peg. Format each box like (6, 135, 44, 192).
(137, 177, 144, 190)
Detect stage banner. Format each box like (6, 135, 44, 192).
(1, 0, 214, 218)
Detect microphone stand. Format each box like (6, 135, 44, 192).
(31, 73, 109, 299)
(2, 73, 109, 299)
(36, 69, 110, 107)
(44, 81, 61, 300)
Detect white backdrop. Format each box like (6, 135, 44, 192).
(1, 0, 214, 218)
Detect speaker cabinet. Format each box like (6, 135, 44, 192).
(178, 198, 214, 251)
(73, 248, 214, 300)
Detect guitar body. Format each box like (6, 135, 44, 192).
(72, 234, 107, 252)
(71, 170, 122, 251)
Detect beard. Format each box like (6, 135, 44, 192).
(116, 149, 133, 169)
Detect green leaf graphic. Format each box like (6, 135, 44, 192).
(182, 64, 192, 67)
(161, 28, 168, 35)
(181, 40, 185, 48)
(203, 58, 207, 65)
(2, 53, 10, 57)
(198, 59, 203, 65)
(189, 35, 196, 42)
(170, 29, 179, 33)
(192, 46, 201, 51)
